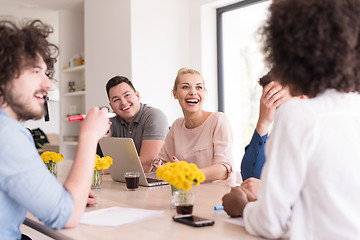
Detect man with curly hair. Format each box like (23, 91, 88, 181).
(0, 19, 110, 239)
(222, 0, 360, 239)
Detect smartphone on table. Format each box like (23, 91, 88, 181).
(173, 214, 214, 227)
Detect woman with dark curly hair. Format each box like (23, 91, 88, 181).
(0, 20, 111, 239)
(222, 0, 360, 239)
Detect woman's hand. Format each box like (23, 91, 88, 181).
(171, 156, 180, 163)
(152, 156, 180, 169)
(152, 159, 166, 169)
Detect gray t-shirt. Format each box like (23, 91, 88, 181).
(110, 104, 168, 154)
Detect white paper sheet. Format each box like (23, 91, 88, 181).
(225, 217, 244, 226)
(80, 206, 164, 227)
(214, 209, 245, 226)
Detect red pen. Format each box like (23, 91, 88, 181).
(68, 112, 116, 121)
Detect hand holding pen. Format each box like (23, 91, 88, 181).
(68, 112, 116, 121)
(77, 107, 113, 141)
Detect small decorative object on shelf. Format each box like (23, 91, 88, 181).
(156, 161, 205, 211)
(68, 81, 75, 92)
(41, 151, 64, 177)
(68, 53, 84, 68)
(92, 154, 113, 189)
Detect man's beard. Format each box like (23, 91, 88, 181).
(3, 90, 45, 121)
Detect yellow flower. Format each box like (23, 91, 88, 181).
(41, 151, 64, 164)
(155, 161, 205, 191)
(156, 166, 165, 178)
(94, 154, 113, 171)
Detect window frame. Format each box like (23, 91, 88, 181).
(216, 0, 269, 112)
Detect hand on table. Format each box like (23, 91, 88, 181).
(222, 186, 248, 217)
(221, 182, 258, 217)
(241, 177, 261, 199)
(86, 189, 98, 207)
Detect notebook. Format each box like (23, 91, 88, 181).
(98, 137, 168, 187)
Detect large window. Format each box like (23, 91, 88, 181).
(217, 0, 270, 177)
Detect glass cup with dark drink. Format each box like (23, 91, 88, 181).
(174, 190, 195, 215)
(125, 172, 140, 191)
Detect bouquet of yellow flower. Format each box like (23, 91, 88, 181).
(41, 151, 64, 176)
(94, 154, 113, 171)
(92, 154, 113, 189)
(41, 151, 64, 164)
(156, 161, 205, 191)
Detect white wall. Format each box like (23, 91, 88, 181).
(84, 0, 132, 112)
(0, 6, 60, 134)
(131, 0, 190, 124)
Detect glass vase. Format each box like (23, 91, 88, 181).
(173, 189, 195, 215)
(46, 161, 57, 177)
(170, 185, 180, 208)
(92, 170, 102, 189)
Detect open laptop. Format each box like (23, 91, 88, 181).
(99, 137, 168, 187)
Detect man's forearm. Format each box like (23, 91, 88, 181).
(139, 139, 165, 173)
(63, 134, 97, 227)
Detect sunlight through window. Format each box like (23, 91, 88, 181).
(220, 1, 270, 178)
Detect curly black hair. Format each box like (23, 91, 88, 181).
(0, 19, 58, 105)
(260, 0, 360, 97)
(258, 71, 273, 88)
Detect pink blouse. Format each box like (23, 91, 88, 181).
(157, 112, 233, 178)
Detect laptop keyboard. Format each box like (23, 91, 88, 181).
(146, 178, 163, 183)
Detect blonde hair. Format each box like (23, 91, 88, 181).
(172, 67, 204, 94)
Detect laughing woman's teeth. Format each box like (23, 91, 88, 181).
(186, 99, 199, 103)
(35, 93, 44, 98)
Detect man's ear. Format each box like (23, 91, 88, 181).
(136, 91, 140, 101)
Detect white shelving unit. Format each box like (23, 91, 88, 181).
(60, 65, 85, 159)
(58, 9, 85, 161)
(63, 65, 84, 73)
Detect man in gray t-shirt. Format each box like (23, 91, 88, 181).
(106, 76, 168, 172)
